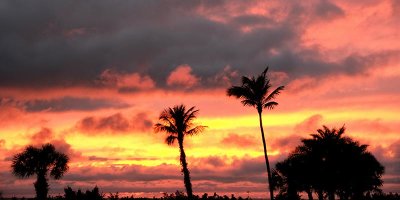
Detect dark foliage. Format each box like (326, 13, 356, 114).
(11, 144, 69, 200)
(62, 186, 104, 200)
(273, 126, 385, 200)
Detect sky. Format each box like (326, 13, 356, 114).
(0, 0, 400, 198)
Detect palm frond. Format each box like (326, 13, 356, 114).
(183, 107, 199, 125)
(11, 146, 38, 178)
(155, 104, 206, 147)
(186, 125, 207, 136)
(262, 66, 269, 77)
(50, 152, 69, 179)
(241, 99, 257, 107)
(154, 123, 177, 134)
(265, 86, 285, 102)
(227, 86, 246, 98)
(337, 125, 346, 137)
(264, 101, 278, 110)
(165, 135, 177, 145)
(241, 76, 255, 86)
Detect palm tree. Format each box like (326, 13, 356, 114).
(154, 104, 206, 198)
(227, 67, 284, 200)
(11, 143, 69, 200)
(294, 126, 384, 200)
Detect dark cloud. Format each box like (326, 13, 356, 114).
(314, 0, 345, 20)
(75, 112, 153, 134)
(0, 0, 392, 90)
(25, 96, 130, 112)
(61, 156, 272, 185)
(88, 156, 119, 162)
(1, 96, 129, 112)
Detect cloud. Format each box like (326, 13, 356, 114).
(314, 0, 345, 20)
(30, 127, 54, 144)
(270, 135, 302, 153)
(294, 114, 324, 133)
(0, 97, 27, 127)
(1, 0, 393, 90)
(28, 127, 82, 160)
(220, 133, 258, 148)
(2, 96, 130, 112)
(166, 64, 200, 88)
(61, 155, 273, 185)
(75, 112, 153, 134)
(207, 65, 239, 87)
(97, 69, 155, 90)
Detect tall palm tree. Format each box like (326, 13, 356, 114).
(11, 143, 69, 200)
(154, 104, 206, 198)
(227, 67, 284, 200)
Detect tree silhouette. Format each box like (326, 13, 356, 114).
(154, 105, 206, 198)
(272, 154, 310, 200)
(227, 67, 284, 200)
(11, 143, 69, 200)
(274, 126, 384, 200)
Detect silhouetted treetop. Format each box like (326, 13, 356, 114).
(154, 104, 206, 199)
(273, 125, 384, 200)
(12, 143, 69, 200)
(227, 66, 285, 200)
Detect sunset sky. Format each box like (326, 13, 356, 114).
(0, 0, 400, 198)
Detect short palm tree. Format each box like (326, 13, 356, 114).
(154, 105, 206, 198)
(227, 67, 284, 200)
(292, 126, 384, 200)
(11, 143, 69, 200)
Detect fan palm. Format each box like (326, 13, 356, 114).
(11, 143, 69, 200)
(227, 67, 284, 200)
(154, 104, 206, 198)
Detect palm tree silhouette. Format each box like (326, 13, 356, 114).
(301, 126, 349, 200)
(227, 67, 284, 200)
(11, 143, 69, 200)
(154, 104, 206, 198)
(280, 125, 385, 200)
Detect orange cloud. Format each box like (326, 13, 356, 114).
(167, 64, 200, 88)
(221, 133, 258, 148)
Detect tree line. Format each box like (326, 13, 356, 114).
(9, 67, 389, 200)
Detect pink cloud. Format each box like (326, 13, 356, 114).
(98, 69, 155, 90)
(167, 64, 200, 88)
(221, 133, 258, 148)
(294, 114, 324, 133)
(208, 66, 238, 86)
(30, 127, 55, 145)
(75, 112, 153, 134)
(27, 127, 83, 161)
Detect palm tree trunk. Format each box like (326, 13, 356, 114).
(328, 192, 335, 200)
(178, 138, 193, 199)
(317, 190, 324, 200)
(34, 172, 49, 200)
(258, 111, 274, 200)
(306, 188, 314, 200)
